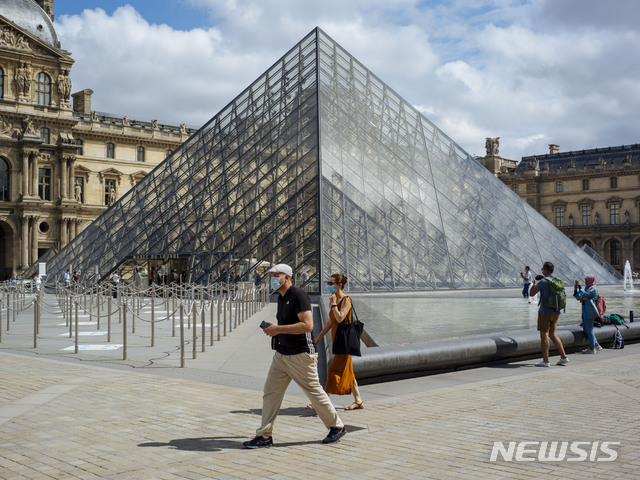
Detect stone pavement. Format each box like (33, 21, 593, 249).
(1, 295, 639, 479)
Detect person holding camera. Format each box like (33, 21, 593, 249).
(573, 275, 602, 354)
(529, 261, 569, 367)
(520, 266, 533, 302)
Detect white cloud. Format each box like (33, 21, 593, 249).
(55, 0, 640, 161)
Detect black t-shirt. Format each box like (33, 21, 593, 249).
(275, 285, 316, 355)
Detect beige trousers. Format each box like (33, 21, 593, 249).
(256, 352, 344, 438)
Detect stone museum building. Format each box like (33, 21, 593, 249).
(0, 0, 195, 279)
(479, 140, 640, 274)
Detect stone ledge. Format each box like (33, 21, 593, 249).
(353, 323, 640, 381)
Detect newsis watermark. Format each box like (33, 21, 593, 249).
(489, 441, 620, 462)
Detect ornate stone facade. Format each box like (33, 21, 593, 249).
(0, 1, 195, 279)
(494, 143, 640, 274)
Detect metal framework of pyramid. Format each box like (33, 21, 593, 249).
(45, 28, 621, 291)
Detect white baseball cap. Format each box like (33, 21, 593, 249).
(268, 264, 293, 276)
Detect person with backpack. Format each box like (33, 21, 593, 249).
(573, 274, 602, 354)
(529, 261, 569, 367)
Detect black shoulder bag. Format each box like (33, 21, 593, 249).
(332, 301, 364, 356)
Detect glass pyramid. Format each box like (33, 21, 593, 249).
(45, 28, 621, 291)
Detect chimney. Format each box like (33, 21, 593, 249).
(72, 89, 94, 114)
(549, 144, 560, 155)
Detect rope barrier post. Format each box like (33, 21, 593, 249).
(223, 296, 227, 336)
(209, 294, 214, 347)
(201, 295, 205, 353)
(74, 301, 79, 354)
(118, 285, 122, 324)
(180, 304, 185, 368)
(108, 288, 112, 343)
(151, 292, 155, 347)
(69, 296, 73, 338)
(217, 294, 221, 341)
(131, 293, 136, 334)
(33, 299, 37, 349)
(172, 295, 176, 337)
(123, 301, 127, 360)
(96, 286, 101, 330)
(192, 301, 197, 359)
(13, 288, 16, 324)
(6, 292, 10, 332)
(36, 291, 41, 334)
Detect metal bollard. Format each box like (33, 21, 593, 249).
(33, 299, 37, 349)
(180, 304, 185, 368)
(151, 293, 155, 347)
(201, 301, 206, 353)
(123, 302, 127, 360)
(74, 302, 79, 354)
(172, 296, 176, 337)
(108, 290, 112, 343)
(192, 303, 197, 360)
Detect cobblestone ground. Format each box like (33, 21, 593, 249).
(1, 294, 639, 479)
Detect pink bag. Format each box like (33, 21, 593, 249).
(595, 294, 606, 316)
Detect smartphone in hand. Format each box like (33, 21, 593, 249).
(260, 321, 270, 329)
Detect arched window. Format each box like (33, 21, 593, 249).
(578, 239, 592, 249)
(0, 66, 4, 99)
(106, 143, 115, 159)
(0, 157, 9, 202)
(35, 72, 52, 106)
(136, 146, 145, 162)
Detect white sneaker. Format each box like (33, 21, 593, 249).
(595, 345, 603, 352)
(536, 360, 551, 367)
(557, 357, 570, 365)
(582, 348, 596, 354)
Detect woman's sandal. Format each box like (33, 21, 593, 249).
(306, 404, 315, 410)
(345, 401, 364, 410)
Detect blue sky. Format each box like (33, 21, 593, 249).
(55, 1, 211, 30)
(50, 0, 640, 160)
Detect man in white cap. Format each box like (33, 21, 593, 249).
(243, 263, 346, 448)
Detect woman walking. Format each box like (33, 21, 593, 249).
(313, 273, 364, 410)
(573, 274, 602, 354)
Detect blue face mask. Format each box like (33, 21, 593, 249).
(327, 285, 336, 294)
(270, 276, 282, 291)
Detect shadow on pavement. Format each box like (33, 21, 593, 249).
(138, 436, 326, 450)
(230, 407, 317, 417)
(138, 437, 242, 451)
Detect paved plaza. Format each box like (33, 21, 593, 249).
(1, 294, 639, 479)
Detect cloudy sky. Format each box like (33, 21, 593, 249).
(53, 0, 639, 160)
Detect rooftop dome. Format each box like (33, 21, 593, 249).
(0, 0, 59, 48)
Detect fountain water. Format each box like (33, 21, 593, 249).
(623, 260, 634, 291)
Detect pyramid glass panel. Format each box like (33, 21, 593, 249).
(45, 28, 621, 291)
